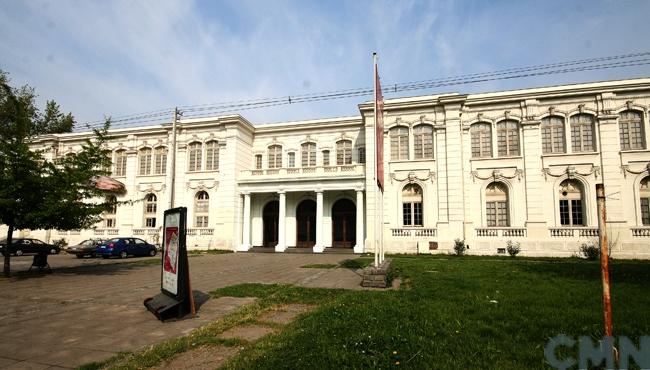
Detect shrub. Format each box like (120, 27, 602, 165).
(52, 238, 68, 249)
(579, 242, 600, 260)
(453, 239, 466, 256)
(506, 240, 521, 257)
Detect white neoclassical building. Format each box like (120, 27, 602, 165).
(15, 77, 650, 258)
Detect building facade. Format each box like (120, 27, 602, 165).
(17, 78, 650, 258)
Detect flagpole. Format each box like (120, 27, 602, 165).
(373, 52, 379, 268)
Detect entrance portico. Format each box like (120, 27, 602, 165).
(238, 179, 365, 253)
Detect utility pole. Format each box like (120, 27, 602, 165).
(596, 184, 613, 337)
(170, 107, 179, 209)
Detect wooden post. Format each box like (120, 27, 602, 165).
(596, 184, 613, 337)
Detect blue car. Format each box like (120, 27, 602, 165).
(96, 237, 157, 259)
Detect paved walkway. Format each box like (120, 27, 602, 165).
(0, 252, 364, 369)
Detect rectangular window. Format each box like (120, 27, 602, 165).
(105, 218, 116, 228)
(559, 200, 570, 225)
(322, 150, 330, 166)
(288, 152, 295, 167)
(188, 144, 202, 172)
(196, 216, 208, 228)
(301, 143, 316, 167)
(145, 218, 156, 228)
(154, 148, 167, 174)
(255, 154, 262, 169)
(205, 142, 219, 171)
(413, 203, 423, 226)
(486, 202, 497, 227)
(641, 198, 650, 225)
(497, 201, 508, 226)
(571, 199, 583, 226)
(402, 203, 412, 226)
(358, 147, 366, 164)
(114, 152, 127, 176)
(139, 150, 152, 175)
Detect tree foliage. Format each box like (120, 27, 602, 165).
(0, 70, 114, 276)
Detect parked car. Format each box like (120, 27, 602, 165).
(95, 237, 157, 259)
(65, 239, 105, 258)
(0, 238, 60, 256)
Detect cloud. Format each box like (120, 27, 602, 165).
(1, 0, 649, 128)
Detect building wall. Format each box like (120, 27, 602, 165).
(17, 78, 650, 258)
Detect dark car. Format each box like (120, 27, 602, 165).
(65, 239, 105, 258)
(0, 238, 60, 256)
(95, 237, 157, 259)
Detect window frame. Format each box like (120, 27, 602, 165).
(558, 179, 585, 226)
(154, 146, 167, 175)
(541, 116, 566, 154)
(301, 142, 316, 167)
(390, 126, 409, 160)
(402, 184, 423, 227)
(570, 114, 596, 153)
(205, 140, 219, 171)
(413, 124, 434, 159)
(470, 122, 492, 158)
(114, 150, 127, 177)
(188, 142, 203, 172)
(336, 140, 352, 165)
(194, 191, 210, 227)
(496, 120, 520, 157)
(268, 145, 282, 169)
(619, 110, 646, 150)
(144, 193, 157, 228)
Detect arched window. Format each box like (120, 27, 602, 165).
(640, 176, 650, 225)
(470, 122, 492, 158)
(188, 142, 202, 172)
(154, 146, 167, 175)
(144, 194, 157, 227)
(336, 140, 352, 165)
(390, 127, 409, 160)
(195, 191, 209, 227)
(619, 110, 645, 150)
(104, 195, 117, 228)
(497, 120, 520, 157)
(414, 125, 434, 159)
(402, 184, 423, 226)
(287, 152, 296, 167)
(301, 142, 316, 167)
(268, 145, 282, 168)
(570, 114, 595, 152)
(114, 150, 127, 176)
(541, 116, 565, 154)
(205, 141, 219, 171)
(138, 148, 152, 175)
(486, 182, 509, 227)
(559, 180, 584, 226)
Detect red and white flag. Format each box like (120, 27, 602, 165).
(374, 59, 385, 192)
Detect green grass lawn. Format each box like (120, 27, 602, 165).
(215, 256, 650, 369)
(89, 255, 650, 369)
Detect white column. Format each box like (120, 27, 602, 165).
(275, 191, 287, 252)
(237, 192, 251, 251)
(354, 189, 365, 253)
(313, 190, 324, 253)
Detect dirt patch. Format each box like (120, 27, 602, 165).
(153, 345, 239, 370)
(258, 304, 317, 325)
(218, 325, 276, 342)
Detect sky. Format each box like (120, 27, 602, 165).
(1, 0, 650, 129)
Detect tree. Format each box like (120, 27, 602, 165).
(0, 70, 114, 276)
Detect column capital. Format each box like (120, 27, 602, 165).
(241, 191, 250, 196)
(277, 190, 286, 195)
(314, 188, 323, 194)
(355, 187, 365, 193)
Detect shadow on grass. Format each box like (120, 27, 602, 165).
(515, 258, 650, 285)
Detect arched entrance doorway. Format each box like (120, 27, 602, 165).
(263, 200, 279, 247)
(332, 198, 356, 248)
(296, 199, 316, 248)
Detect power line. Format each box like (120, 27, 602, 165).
(76, 51, 650, 131)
